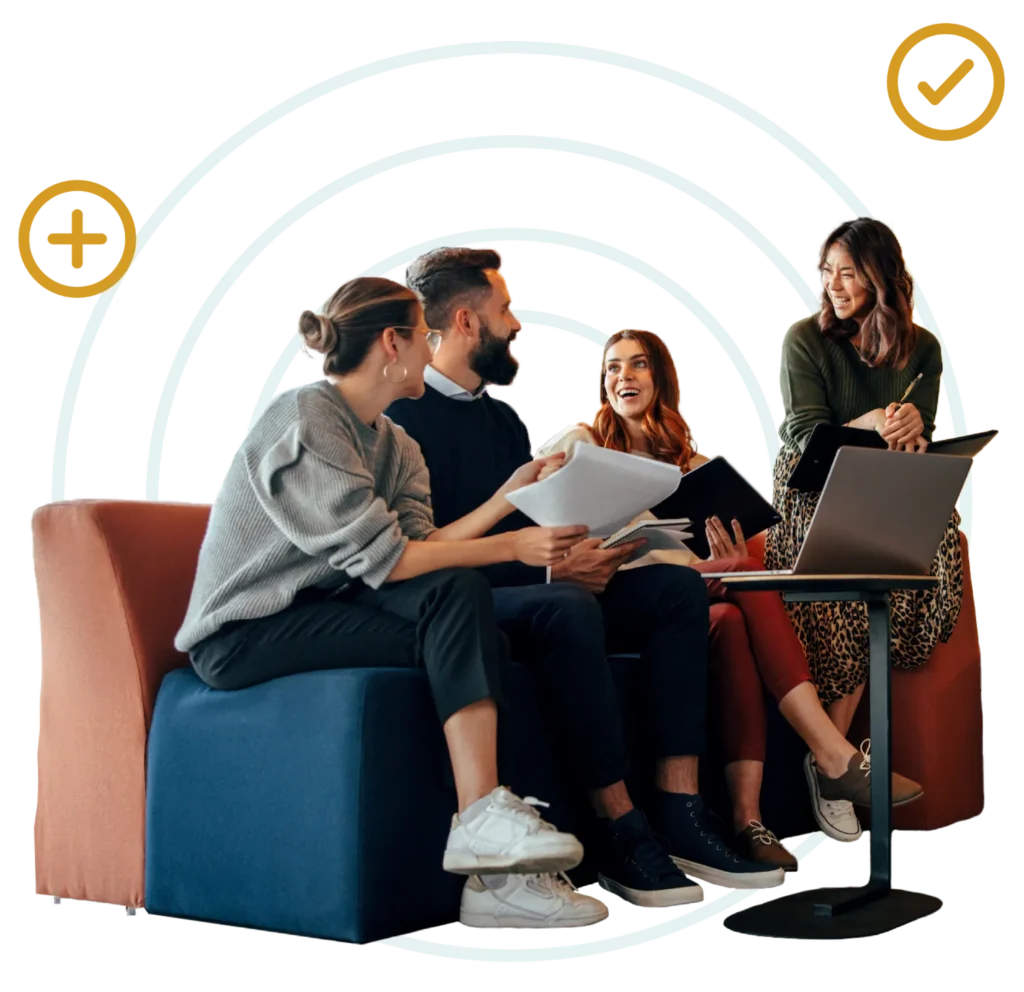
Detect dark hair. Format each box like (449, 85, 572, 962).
(591, 330, 697, 470)
(405, 247, 502, 330)
(818, 218, 918, 369)
(298, 277, 419, 375)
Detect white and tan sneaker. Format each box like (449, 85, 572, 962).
(460, 873, 608, 928)
(804, 754, 862, 842)
(443, 787, 584, 875)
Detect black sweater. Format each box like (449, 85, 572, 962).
(387, 385, 546, 587)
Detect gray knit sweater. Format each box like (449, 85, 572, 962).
(175, 379, 435, 652)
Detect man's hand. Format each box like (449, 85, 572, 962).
(512, 525, 589, 566)
(549, 537, 645, 594)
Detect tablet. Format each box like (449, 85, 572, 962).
(659, 457, 781, 560)
(787, 425, 885, 492)
(927, 430, 998, 457)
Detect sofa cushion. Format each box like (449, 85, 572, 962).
(146, 666, 464, 942)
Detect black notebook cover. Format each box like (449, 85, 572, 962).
(787, 425, 886, 492)
(927, 429, 998, 457)
(788, 424, 998, 492)
(664, 457, 781, 560)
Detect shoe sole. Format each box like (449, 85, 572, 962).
(804, 754, 862, 843)
(873, 789, 925, 809)
(597, 873, 704, 907)
(460, 907, 609, 928)
(443, 841, 584, 876)
(668, 856, 785, 889)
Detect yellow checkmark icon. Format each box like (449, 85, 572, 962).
(887, 23, 1004, 140)
(918, 58, 974, 104)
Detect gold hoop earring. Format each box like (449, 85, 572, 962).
(383, 361, 408, 384)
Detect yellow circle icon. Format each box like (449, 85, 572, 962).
(887, 24, 1004, 141)
(19, 180, 137, 297)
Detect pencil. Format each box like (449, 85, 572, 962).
(895, 373, 923, 407)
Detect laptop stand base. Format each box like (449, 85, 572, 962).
(724, 886, 941, 939)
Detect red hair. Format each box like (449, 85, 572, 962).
(590, 330, 697, 470)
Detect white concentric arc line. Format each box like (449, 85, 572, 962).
(49, 36, 974, 548)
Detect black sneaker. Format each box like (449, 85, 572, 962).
(594, 808, 703, 907)
(650, 792, 785, 890)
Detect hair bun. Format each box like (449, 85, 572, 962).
(299, 309, 337, 353)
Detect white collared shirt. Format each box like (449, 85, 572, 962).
(424, 364, 487, 401)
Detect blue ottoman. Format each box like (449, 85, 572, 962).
(145, 667, 465, 943)
(145, 663, 578, 942)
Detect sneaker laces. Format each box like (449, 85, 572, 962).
(686, 799, 742, 864)
(526, 871, 577, 897)
(614, 815, 684, 883)
(858, 739, 872, 773)
(493, 789, 555, 831)
(747, 820, 780, 847)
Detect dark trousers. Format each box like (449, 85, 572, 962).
(190, 568, 510, 726)
(492, 563, 709, 792)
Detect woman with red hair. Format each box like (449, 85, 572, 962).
(539, 326, 922, 867)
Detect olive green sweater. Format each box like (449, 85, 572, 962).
(778, 315, 943, 452)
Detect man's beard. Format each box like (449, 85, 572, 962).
(469, 318, 519, 386)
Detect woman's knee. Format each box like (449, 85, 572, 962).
(708, 603, 747, 651)
(431, 567, 492, 606)
(712, 556, 764, 574)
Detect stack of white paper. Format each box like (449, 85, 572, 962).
(505, 443, 682, 536)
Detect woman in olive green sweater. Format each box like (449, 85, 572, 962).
(765, 219, 963, 768)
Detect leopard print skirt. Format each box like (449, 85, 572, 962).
(763, 444, 964, 705)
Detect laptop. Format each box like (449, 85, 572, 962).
(702, 447, 971, 583)
(788, 424, 996, 492)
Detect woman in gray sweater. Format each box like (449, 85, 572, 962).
(175, 276, 606, 929)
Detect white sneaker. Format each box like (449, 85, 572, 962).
(460, 873, 609, 928)
(443, 787, 584, 875)
(804, 754, 863, 842)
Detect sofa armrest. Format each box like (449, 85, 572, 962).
(33, 500, 210, 906)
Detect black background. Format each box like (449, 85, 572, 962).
(19, 21, 1019, 954)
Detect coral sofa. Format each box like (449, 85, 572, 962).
(33, 500, 983, 941)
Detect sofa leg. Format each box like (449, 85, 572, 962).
(126, 907, 136, 916)
(53, 897, 61, 905)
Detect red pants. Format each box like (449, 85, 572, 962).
(692, 557, 812, 763)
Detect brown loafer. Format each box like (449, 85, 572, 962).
(818, 740, 924, 808)
(733, 821, 798, 872)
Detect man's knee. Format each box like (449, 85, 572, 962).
(540, 581, 603, 627)
(674, 564, 710, 604)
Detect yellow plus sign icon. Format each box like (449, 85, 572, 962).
(47, 209, 108, 269)
(19, 180, 136, 297)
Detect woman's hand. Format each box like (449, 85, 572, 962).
(495, 453, 566, 500)
(897, 436, 929, 454)
(845, 408, 889, 434)
(881, 402, 925, 449)
(705, 516, 748, 560)
(536, 459, 563, 482)
(513, 525, 590, 566)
